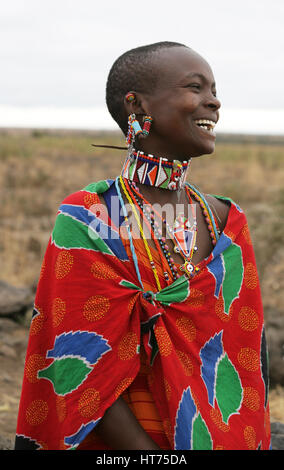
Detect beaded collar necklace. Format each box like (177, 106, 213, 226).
(119, 150, 220, 287)
(119, 175, 220, 286)
(121, 150, 191, 191)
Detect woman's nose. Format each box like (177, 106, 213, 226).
(207, 94, 221, 110)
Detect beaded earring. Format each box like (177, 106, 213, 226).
(125, 92, 153, 147)
(125, 92, 135, 103)
(126, 114, 143, 148)
(142, 115, 153, 137)
(126, 114, 153, 148)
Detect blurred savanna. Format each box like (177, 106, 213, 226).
(0, 128, 284, 425)
(1, 128, 284, 294)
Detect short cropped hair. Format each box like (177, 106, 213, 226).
(106, 41, 187, 135)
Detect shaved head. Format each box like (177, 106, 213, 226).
(106, 41, 189, 135)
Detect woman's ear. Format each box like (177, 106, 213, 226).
(124, 91, 150, 116)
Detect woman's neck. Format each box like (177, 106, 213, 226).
(135, 139, 192, 163)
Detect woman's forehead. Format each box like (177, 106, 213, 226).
(152, 47, 215, 85)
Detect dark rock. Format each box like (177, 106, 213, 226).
(0, 281, 33, 317)
(271, 422, 284, 450)
(0, 318, 28, 358)
(0, 435, 13, 450)
(266, 309, 284, 386)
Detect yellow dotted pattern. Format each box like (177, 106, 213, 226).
(265, 407, 270, 437)
(237, 347, 259, 371)
(90, 261, 119, 280)
(25, 354, 45, 383)
(185, 288, 205, 308)
(52, 297, 66, 327)
(242, 387, 260, 411)
(191, 389, 200, 412)
(128, 294, 139, 316)
(114, 378, 134, 399)
(83, 295, 110, 321)
(244, 262, 258, 290)
(26, 399, 48, 426)
(210, 407, 230, 432)
(83, 192, 100, 209)
(55, 250, 74, 279)
(176, 350, 193, 376)
(39, 258, 45, 280)
(118, 332, 139, 360)
(164, 378, 171, 401)
(30, 306, 44, 336)
(155, 326, 172, 357)
(241, 223, 252, 245)
(56, 396, 67, 423)
(238, 306, 259, 331)
(244, 425, 256, 449)
(176, 317, 196, 342)
(78, 388, 100, 418)
(215, 296, 233, 322)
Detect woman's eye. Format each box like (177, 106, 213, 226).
(187, 83, 201, 90)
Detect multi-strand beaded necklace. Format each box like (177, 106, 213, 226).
(119, 151, 220, 291)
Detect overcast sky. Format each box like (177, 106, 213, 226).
(1, 0, 284, 131)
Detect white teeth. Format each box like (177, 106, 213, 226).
(194, 119, 216, 130)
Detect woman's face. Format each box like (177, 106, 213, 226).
(138, 47, 221, 160)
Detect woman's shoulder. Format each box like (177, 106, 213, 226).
(203, 193, 245, 234)
(59, 179, 115, 206)
(187, 183, 237, 233)
(205, 194, 230, 232)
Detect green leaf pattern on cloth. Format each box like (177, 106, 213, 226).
(222, 243, 244, 314)
(215, 353, 243, 423)
(38, 357, 92, 396)
(192, 413, 213, 450)
(52, 213, 113, 254)
(200, 331, 243, 425)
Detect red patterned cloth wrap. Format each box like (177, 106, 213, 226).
(15, 179, 271, 450)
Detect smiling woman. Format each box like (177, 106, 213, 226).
(15, 41, 271, 451)
(106, 44, 221, 160)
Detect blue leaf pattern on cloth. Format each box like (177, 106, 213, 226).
(200, 331, 223, 406)
(174, 386, 197, 450)
(208, 233, 233, 298)
(207, 256, 224, 298)
(64, 419, 100, 448)
(59, 203, 128, 260)
(47, 330, 111, 366)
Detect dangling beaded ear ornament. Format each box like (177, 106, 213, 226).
(126, 114, 153, 154)
(125, 93, 141, 151)
(125, 92, 153, 150)
(141, 115, 153, 138)
(126, 114, 142, 152)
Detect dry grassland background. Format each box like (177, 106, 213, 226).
(0, 128, 284, 441)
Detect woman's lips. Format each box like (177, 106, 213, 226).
(194, 119, 217, 137)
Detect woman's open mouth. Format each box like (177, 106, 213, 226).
(194, 119, 216, 136)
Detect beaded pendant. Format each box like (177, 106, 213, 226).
(170, 212, 198, 279)
(171, 213, 196, 259)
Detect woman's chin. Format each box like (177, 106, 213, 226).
(188, 142, 216, 158)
